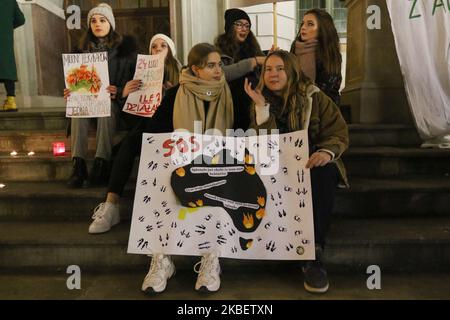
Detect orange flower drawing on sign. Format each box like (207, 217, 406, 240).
(66, 64, 102, 94)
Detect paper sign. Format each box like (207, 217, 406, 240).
(123, 53, 165, 118)
(128, 131, 315, 261)
(63, 52, 111, 118)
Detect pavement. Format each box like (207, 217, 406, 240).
(1, 270, 450, 300)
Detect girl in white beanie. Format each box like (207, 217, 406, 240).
(88, 34, 181, 235)
(64, 3, 139, 189)
(124, 33, 181, 98)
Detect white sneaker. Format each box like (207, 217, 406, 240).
(141, 254, 175, 294)
(194, 252, 221, 292)
(88, 202, 120, 234)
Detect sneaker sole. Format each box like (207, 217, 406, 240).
(196, 285, 220, 293)
(304, 282, 329, 294)
(142, 267, 176, 294)
(195, 279, 221, 293)
(88, 220, 120, 234)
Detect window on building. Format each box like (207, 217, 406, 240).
(297, 0, 347, 38)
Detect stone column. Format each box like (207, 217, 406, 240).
(14, 0, 66, 109)
(341, 0, 413, 124)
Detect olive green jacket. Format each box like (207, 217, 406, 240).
(250, 85, 350, 187)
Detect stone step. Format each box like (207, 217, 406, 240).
(343, 147, 450, 177)
(0, 182, 134, 222)
(0, 154, 85, 182)
(0, 112, 422, 148)
(0, 178, 449, 222)
(0, 130, 128, 154)
(0, 153, 138, 182)
(348, 124, 421, 147)
(1, 218, 449, 272)
(337, 176, 450, 217)
(0, 108, 67, 131)
(1, 146, 449, 182)
(0, 130, 92, 153)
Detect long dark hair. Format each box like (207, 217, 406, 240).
(215, 27, 263, 61)
(79, 22, 122, 52)
(291, 8, 342, 76)
(258, 50, 312, 131)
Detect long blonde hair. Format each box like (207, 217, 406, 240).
(164, 48, 181, 86)
(258, 50, 312, 131)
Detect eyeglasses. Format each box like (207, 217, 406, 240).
(234, 22, 251, 30)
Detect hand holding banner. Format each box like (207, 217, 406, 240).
(123, 53, 165, 118)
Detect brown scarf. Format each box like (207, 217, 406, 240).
(173, 69, 234, 134)
(294, 39, 318, 82)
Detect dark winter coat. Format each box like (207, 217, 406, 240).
(315, 62, 342, 106)
(74, 35, 138, 112)
(221, 54, 262, 131)
(0, 0, 25, 81)
(67, 35, 139, 137)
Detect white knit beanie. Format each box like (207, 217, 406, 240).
(149, 34, 177, 57)
(87, 3, 116, 31)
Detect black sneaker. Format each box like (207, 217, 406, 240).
(302, 260, 329, 294)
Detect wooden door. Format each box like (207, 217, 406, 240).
(65, 0, 170, 54)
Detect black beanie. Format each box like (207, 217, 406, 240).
(224, 8, 251, 32)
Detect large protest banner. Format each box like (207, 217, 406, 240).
(123, 53, 165, 118)
(128, 130, 315, 261)
(63, 52, 111, 118)
(386, 0, 450, 145)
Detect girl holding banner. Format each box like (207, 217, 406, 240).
(139, 43, 233, 294)
(124, 34, 182, 100)
(245, 50, 348, 294)
(64, 3, 138, 188)
(89, 42, 232, 293)
(149, 34, 182, 92)
(290, 8, 342, 106)
(88, 34, 181, 236)
(215, 8, 266, 130)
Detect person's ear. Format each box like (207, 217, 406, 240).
(191, 65, 200, 77)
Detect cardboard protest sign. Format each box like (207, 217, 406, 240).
(123, 53, 165, 118)
(128, 130, 315, 261)
(63, 52, 111, 118)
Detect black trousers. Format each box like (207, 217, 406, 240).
(108, 120, 147, 196)
(2, 80, 15, 96)
(310, 163, 339, 247)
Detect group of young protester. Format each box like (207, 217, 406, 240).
(63, 3, 348, 295)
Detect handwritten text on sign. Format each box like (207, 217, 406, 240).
(123, 54, 165, 118)
(127, 131, 316, 261)
(63, 52, 111, 118)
